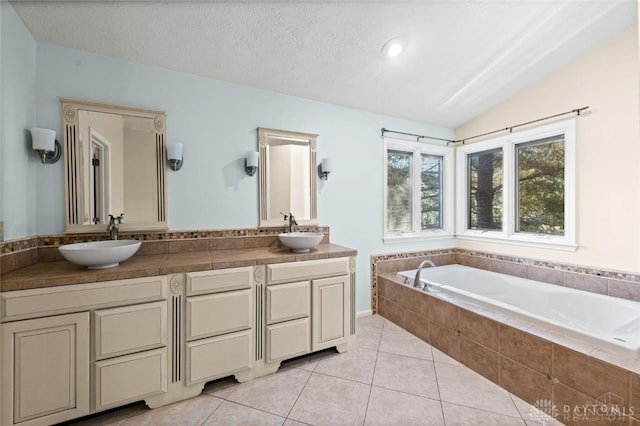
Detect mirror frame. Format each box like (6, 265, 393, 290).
(258, 127, 318, 228)
(61, 98, 168, 233)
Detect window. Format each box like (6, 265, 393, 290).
(456, 119, 575, 249)
(384, 138, 453, 241)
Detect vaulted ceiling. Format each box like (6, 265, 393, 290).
(10, 0, 637, 128)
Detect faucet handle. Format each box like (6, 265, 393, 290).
(279, 212, 289, 220)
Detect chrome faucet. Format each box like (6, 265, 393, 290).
(107, 213, 124, 240)
(280, 212, 298, 233)
(414, 259, 436, 290)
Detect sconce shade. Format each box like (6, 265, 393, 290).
(30, 127, 61, 164)
(30, 128, 56, 151)
(245, 151, 259, 176)
(167, 142, 184, 171)
(167, 142, 183, 161)
(319, 158, 332, 180)
(321, 158, 333, 174)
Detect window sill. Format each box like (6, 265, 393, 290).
(456, 233, 577, 251)
(383, 232, 454, 244)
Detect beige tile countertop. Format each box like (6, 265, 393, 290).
(0, 244, 357, 292)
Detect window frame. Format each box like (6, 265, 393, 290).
(383, 137, 454, 243)
(456, 119, 576, 250)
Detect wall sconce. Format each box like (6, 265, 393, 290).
(167, 142, 184, 171)
(245, 151, 259, 176)
(318, 158, 332, 180)
(30, 128, 61, 164)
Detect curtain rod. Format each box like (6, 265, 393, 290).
(381, 106, 589, 146)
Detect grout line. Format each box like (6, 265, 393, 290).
(284, 367, 314, 420)
(209, 399, 287, 423)
(199, 394, 226, 425)
(431, 356, 447, 425)
(362, 324, 383, 426)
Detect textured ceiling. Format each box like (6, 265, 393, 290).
(10, 1, 638, 128)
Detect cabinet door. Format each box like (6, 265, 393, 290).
(95, 348, 167, 411)
(185, 330, 251, 385)
(266, 281, 310, 325)
(1, 312, 90, 426)
(94, 301, 167, 360)
(186, 289, 252, 341)
(312, 275, 349, 351)
(266, 317, 311, 363)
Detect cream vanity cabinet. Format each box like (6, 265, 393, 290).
(263, 257, 356, 366)
(184, 267, 254, 385)
(0, 276, 168, 426)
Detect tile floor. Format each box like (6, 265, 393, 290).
(65, 315, 561, 426)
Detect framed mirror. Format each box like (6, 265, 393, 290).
(61, 98, 168, 233)
(258, 128, 318, 227)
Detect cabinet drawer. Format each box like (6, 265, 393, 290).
(186, 330, 251, 385)
(94, 348, 167, 411)
(266, 281, 310, 325)
(266, 317, 310, 363)
(94, 301, 167, 360)
(186, 290, 252, 341)
(2, 276, 167, 322)
(186, 266, 252, 296)
(266, 258, 349, 285)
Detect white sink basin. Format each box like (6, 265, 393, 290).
(278, 232, 324, 253)
(58, 240, 142, 269)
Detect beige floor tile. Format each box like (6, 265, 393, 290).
(203, 377, 239, 399)
(227, 367, 311, 417)
(357, 324, 383, 351)
(357, 314, 384, 329)
(314, 347, 378, 384)
(122, 394, 223, 426)
(288, 373, 370, 425)
(68, 402, 146, 426)
(202, 400, 285, 425)
(379, 326, 432, 360)
(364, 385, 445, 426)
(432, 347, 463, 366)
(283, 419, 311, 426)
(381, 318, 407, 334)
(372, 351, 440, 399)
(442, 402, 526, 426)
(435, 363, 520, 418)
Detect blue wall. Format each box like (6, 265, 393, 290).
(1, 3, 37, 241)
(31, 43, 454, 312)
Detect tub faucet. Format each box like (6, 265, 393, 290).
(107, 213, 124, 240)
(414, 259, 436, 290)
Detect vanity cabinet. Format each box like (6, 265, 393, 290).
(263, 257, 355, 366)
(0, 251, 356, 423)
(184, 267, 253, 385)
(0, 276, 168, 426)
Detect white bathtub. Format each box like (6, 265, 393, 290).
(397, 264, 640, 358)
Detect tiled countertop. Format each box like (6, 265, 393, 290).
(1, 244, 357, 292)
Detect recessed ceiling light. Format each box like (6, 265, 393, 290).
(381, 37, 407, 58)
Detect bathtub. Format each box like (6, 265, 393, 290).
(397, 264, 640, 358)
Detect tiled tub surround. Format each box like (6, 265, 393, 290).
(0, 226, 329, 277)
(378, 273, 640, 425)
(371, 249, 640, 314)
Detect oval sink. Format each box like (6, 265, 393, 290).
(278, 232, 324, 253)
(58, 240, 142, 269)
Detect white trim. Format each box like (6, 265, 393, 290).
(356, 310, 373, 318)
(383, 137, 454, 242)
(455, 119, 576, 249)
